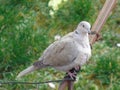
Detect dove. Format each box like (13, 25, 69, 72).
(17, 21, 91, 79)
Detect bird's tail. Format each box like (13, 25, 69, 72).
(17, 65, 38, 78)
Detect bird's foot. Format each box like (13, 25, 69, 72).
(64, 66, 81, 81)
(67, 71, 77, 80)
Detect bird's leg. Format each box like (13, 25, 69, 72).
(65, 66, 81, 80)
(74, 65, 80, 72)
(67, 71, 77, 80)
(68, 65, 80, 80)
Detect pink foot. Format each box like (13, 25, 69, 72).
(67, 71, 76, 80)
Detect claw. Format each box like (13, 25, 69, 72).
(64, 66, 81, 80)
(67, 71, 76, 80)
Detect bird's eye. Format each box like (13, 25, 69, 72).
(83, 24, 85, 27)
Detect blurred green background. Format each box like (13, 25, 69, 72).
(0, 0, 120, 90)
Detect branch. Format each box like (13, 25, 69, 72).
(58, 79, 74, 90)
(90, 0, 117, 44)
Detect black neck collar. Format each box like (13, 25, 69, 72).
(75, 30, 79, 34)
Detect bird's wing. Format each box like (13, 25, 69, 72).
(55, 52, 90, 71)
(34, 37, 80, 67)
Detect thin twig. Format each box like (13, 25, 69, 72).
(0, 79, 73, 85)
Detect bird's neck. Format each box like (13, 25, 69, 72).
(74, 30, 90, 43)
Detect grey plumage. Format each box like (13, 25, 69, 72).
(17, 21, 91, 78)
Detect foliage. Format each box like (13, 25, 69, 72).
(0, 0, 51, 72)
(52, 0, 95, 31)
(87, 30, 120, 89)
(0, 0, 120, 90)
(93, 44, 120, 84)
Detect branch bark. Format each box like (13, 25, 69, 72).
(58, 80, 74, 90)
(90, 0, 117, 44)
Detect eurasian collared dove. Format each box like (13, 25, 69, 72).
(17, 21, 91, 79)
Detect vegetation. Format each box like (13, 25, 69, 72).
(0, 0, 120, 90)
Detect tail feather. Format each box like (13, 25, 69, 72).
(17, 65, 38, 78)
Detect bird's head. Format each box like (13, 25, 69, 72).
(76, 21, 91, 34)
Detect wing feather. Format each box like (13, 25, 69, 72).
(34, 38, 79, 67)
